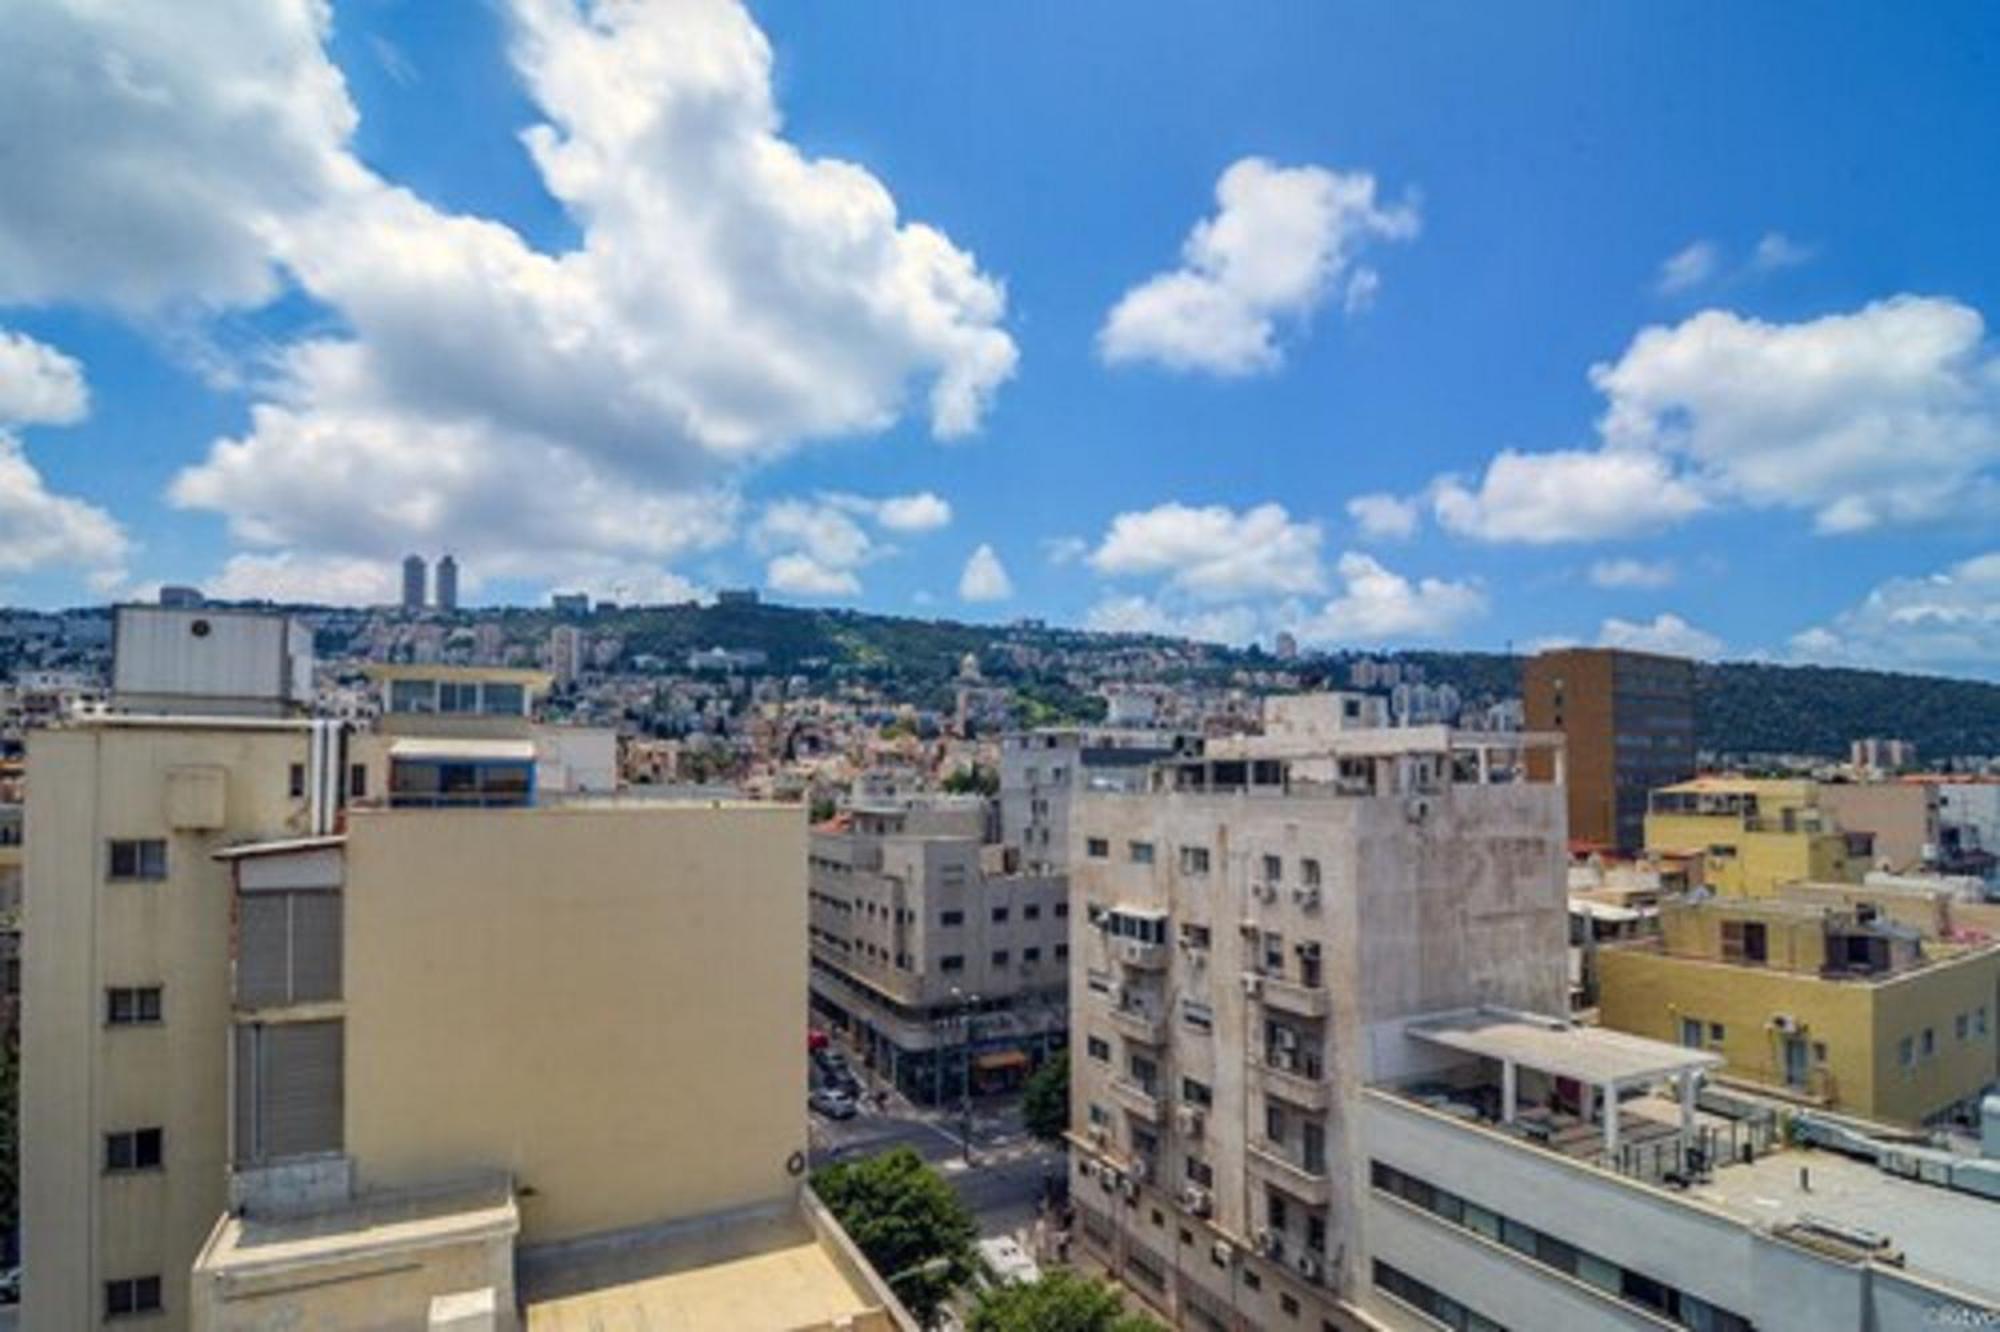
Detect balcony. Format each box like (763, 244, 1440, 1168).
(1108, 1004, 1167, 1045)
(1255, 974, 1331, 1019)
(1109, 1076, 1162, 1121)
(1246, 1140, 1332, 1205)
(1113, 937, 1169, 972)
(1256, 1054, 1331, 1112)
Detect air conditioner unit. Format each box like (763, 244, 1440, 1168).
(1239, 920, 1262, 936)
(1293, 887, 1322, 910)
(1130, 1157, 1151, 1183)
(1122, 1177, 1141, 1201)
(1772, 1014, 1800, 1034)
(1241, 974, 1264, 998)
(1078, 1160, 1097, 1181)
(1252, 881, 1278, 903)
(1211, 1240, 1235, 1266)
(1185, 1187, 1214, 1218)
(1175, 1105, 1206, 1136)
(1295, 1253, 1323, 1281)
(1088, 1125, 1109, 1146)
(1272, 1049, 1297, 1073)
(1254, 1228, 1282, 1258)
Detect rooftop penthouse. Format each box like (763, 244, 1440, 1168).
(1164, 725, 1567, 797)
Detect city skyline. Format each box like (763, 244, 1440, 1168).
(1, 1, 1997, 680)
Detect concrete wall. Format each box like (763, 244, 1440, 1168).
(23, 722, 309, 1332)
(342, 802, 807, 1243)
(1821, 783, 1937, 873)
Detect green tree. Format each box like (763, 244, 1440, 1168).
(1021, 1050, 1069, 1144)
(942, 764, 1000, 796)
(969, 1270, 1159, 1332)
(813, 1148, 977, 1328)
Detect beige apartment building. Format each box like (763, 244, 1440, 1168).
(1066, 724, 1573, 1330)
(809, 790, 1069, 1101)
(24, 605, 911, 1331)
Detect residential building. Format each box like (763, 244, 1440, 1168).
(1644, 776, 1868, 896)
(1524, 647, 1696, 854)
(1851, 737, 1918, 777)
(402, 553, 428, 611)
(1000, 726, 1190, 876)
(1064, 729, 2000, 1330)
(1818, 780, 1941, 873)
(808, 791, 1067, 1101)
(26, 608, 905, 1330)
(1937, 777, 2000, 880)
(549, 624, 584, 687)
(549, 591, 590, 617)
(436, 552, 460, 612)
(1066, 727, 1574, 1331)
(1598, 891, 2000, 1126)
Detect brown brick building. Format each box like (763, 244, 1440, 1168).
(1524, 647, 1695, 852)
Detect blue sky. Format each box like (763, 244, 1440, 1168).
(1, 2, 1995, 677)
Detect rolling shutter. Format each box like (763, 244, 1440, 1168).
(234, 1020, 343, 1164)
(234, 891, 341, 1007)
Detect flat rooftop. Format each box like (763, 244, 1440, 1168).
(1691, 1146, 1999, 1303)
(523, 1207, 894, 1331)
(1408, 1009, 1723, 1087)
(194, 1175, 518, 1279)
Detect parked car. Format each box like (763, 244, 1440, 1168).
(808, 1026, 830, 1053)
(0, 1266, 20, 1304)
(809, 1087, 858, 1120)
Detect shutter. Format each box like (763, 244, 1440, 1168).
(257, 1020, 344, 1160)
(237, 896, 291, 1007)
(289, 892, 342, 1003)
(233, 1025, 259, 1166)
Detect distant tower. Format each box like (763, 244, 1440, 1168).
(401, 554, 427, 611)
(1274, 630, 1299, 662)
(435, 554, 459, 613)
(550, 625, 584, 687)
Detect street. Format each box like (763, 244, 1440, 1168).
(808, 1089, 1066, 1240)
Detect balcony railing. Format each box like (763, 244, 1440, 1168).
(1109, 1076, 1162, 1121)
(1256, 1054, 1331, 1111)
(1108, 1004, 1168, 1044)
(1246, 1141, 1332, 1205)
(1114, 938, 1169, 971)
(1256, 974, 1331, 1019)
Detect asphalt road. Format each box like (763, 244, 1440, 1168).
(808, 1091, 1065, 1239)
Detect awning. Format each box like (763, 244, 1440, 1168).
(388, 737, 536, 762)
(974, 1050, 1031, 1073)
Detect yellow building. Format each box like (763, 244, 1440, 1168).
(1598, 895, 1999, 1127)
(25, 607, 912, 1332)
(1643, 776, 1866, 897)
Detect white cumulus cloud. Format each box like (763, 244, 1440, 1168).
(869, 492, 953, 533)
(1597, 613, 1723, 659)
(1788, 552, 2000, 677)
(766, 553, 860, 599)
(1433, 449, 1706, 543)
(0, 329, 90, 426)
(1097, 157, 1417, 376)
(958, 543, 1013, 603)
(1292, 552, 1485, 643)
(1588, 557, 1676, 590)
(1346, 492, 1420, 541)
(1656, 241, 1719, 294)
(1090, 501, 1325, 600)
(2, 0, 1017, 597)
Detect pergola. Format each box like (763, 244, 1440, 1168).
(1407, 1008, 1724, 1159)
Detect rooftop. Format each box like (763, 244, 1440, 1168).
(1690, 1145, 2000, 1303)
(1407, 1008, 1723, 1088)
(362, 662, 555, 687)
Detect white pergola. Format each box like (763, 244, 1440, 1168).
(1408, 1009, 1724, 1160)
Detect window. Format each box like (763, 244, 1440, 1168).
(940, 910, 964, 927)
(1087, 1036, 1111, 1063)
(1956, 1013, 1970, 1041)
(288, 763, 306, 798)
(941, 955, 965, 973)
(1266, 1189, 1288, 1230)
(482, 682, 526, 715)
(388, 678, 435, 713)
(107, 987, 163, 1025)
(1921, 1027, 1936, 1058)
(992, 906, 1010, 924)
(1055, 944, 1070, 961)
(1302, 858, 1322, 888)
(1023, 903, 1041, 921)
(991, 950, 1009, 966)
(1307, 1213, 1327, 1254)
(1180, 999, 1213, 1033)
(439, 681, 479, 713)
(1720, 919, 1767, 963)
(1180, 922, 1212, 950)
(348, 763, 368, 799)
(1899, 1035, 1915, 1068)
(1262, 854, 1282, 882)
(105, 1128, 163, 1172)
(1023, 947, 1041, 963)
(107, 839, 167, 881)
(1128, 841, 1155, 865)
(1087, 837, 1110, 859)
(1186, 1156, 1214, 1187)
(1055, 902, 1070, 918)
(1708, 1022, 1726, 1044)
(1979, 1006, 1990, 1037)
(1265, 1103, 1285, 1143)
(105, 1276, 163, 1320)
(1178, 846, 1211, 875)
(1182, 1076, 1212, 1107)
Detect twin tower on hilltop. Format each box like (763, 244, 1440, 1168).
(399, 552, 458, 612)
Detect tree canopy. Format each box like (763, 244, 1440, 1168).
(1021, 1050, 1069, 1144)
(969, 1270, 1159, 1332)
(813, 1147, 978, 1328)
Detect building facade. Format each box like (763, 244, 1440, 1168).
(402, 554, 428, 611)
(999, 726, 1188, 876)
(1645, 777, 1867, 896)
(1065, 728, 1572, 1330)
(1524, 647, 1695, 854)
(808, 792, 1068, 1101)
(435, 553, 460, 613)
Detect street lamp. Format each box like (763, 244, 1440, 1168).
(950, 985, 979, 1165)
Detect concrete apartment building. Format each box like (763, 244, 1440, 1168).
(24, 605, 911, 1331)
(808, 790, 1069, 1101)
(1599, 889, 2000, 1127)
(1524, 647, 1696, 854)
(1064, 714, 2000, 1330)
(999, 725, 1189, 875)
(1645, 776, 1868, 896)
(1818, 779, 1941, 873)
